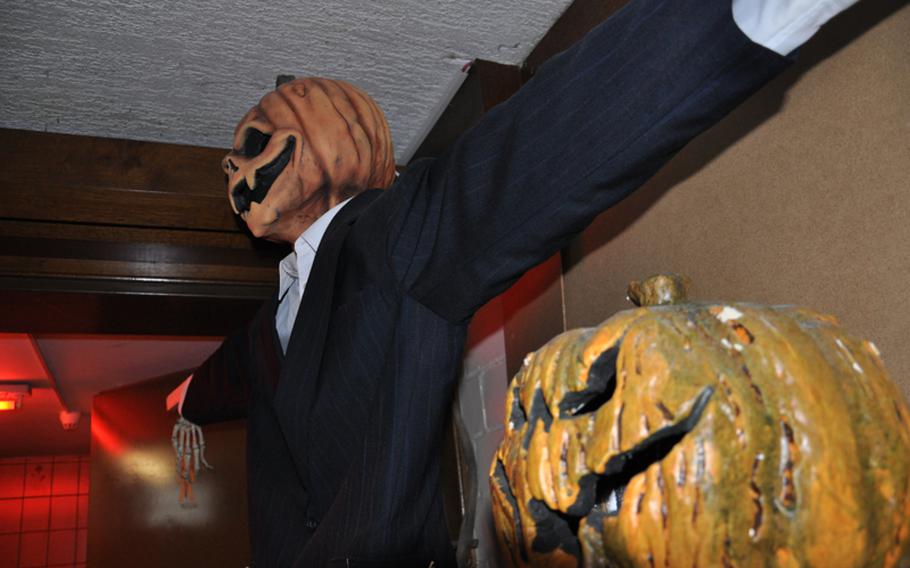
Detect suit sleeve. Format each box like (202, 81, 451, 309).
(387, 0, 791, 323)
(180, 325, 253, 425)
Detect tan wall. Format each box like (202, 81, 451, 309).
(561, 2, 910, 400)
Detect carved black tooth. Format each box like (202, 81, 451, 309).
(492, 459, 527, 563)
(231, 178, 252, 213)
(522, 389, 553, 450)
(580, 387, 714, 525)
(560, 346, 619, 416)
(249, 137, 296, 206)
(528, 499, 581, 560)
(508, 386, 526, 430)
(601, 386, 714, 478)
(241, 127, 272, 157)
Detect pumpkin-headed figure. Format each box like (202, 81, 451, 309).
(223, 77, 396, 243)
(491, 275, 910, 568)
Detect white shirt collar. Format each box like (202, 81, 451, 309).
(278, 198, 353, 298)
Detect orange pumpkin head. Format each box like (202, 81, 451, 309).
(491, 274, 910, 568)
(223, 77, 396, 243)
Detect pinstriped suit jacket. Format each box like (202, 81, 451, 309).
(182, 0, 790, 565)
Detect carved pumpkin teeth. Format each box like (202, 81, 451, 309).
(250, 137, 295, 205)
(229, 138, 296, 215)
(230, 178, 252, 214)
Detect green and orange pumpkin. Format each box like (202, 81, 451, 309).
(491, 274, 910, 567)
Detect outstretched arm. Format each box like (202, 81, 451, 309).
(384, 0, 851, 323)
(177, 326, 253, 425)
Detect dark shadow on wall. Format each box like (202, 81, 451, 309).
(563, 0, 908, 273)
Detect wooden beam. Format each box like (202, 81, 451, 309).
(0, 219, 259, 250)
(1, 128, 227, 197)
(407, 68, 486, 162)
(472, 60, 524, 110)
(28, 334, 71, 412)
(407, 59, 525, 163)
(0, 128, 283, 334)
(3, 181, 239, 231)
(524, 0, 631, 74)
(0, 290, 262, 336)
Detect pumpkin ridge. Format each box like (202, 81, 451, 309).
(271, 87, 324, 186)
(313, 78, 366, 183)
(342, 83, 383, 180)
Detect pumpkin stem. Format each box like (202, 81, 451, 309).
(627, 274, 691, 307)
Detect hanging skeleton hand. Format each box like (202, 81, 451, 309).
(171, 416, 213, 507)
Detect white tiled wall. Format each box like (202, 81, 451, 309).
(457, 298, 509, 567)
(0, 455, 89, 568)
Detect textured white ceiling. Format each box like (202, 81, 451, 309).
(0, 0, 572, 161)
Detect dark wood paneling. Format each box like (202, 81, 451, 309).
(0, 290, 263, 335)
(0, 219, 258, 250)
(3, 181, 238, 231)
(0, 236, 278, 269)
(408, 67, 486, 162)
(472, 60, 524, 110)
(408, 60, 524, 163)
(524, 0, 631, 73)
(1, 128, 227, 197)
(0, 128, 284, 334)
(0, 255, 275, 284)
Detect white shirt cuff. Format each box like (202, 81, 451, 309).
(732, 0, 859, 55)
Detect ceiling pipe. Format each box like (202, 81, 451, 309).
(28, 334, 82, 430)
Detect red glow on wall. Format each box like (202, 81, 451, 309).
(0, 455, 90, 566)
(0, 333, 50, 382)
(90, 411, 126, 456)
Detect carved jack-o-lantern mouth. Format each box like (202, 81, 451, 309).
(223, 78, 398, 238)
(228, 132, 297, 215)
(492, 342, 715, 561)
(491, 274, 910, 568)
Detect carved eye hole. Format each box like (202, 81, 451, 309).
(240, 128, 272, 157)
(559, 346, 619, 417)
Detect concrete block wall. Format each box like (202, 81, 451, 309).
(456, 298, 509, 567)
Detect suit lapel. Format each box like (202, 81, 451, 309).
(272, 189, 382, 446)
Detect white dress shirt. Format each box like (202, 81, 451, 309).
(170, 0, 858, 414)
(172, 198, 352, 414)
(275, 198, 353, 353)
